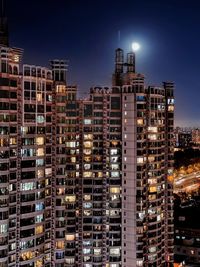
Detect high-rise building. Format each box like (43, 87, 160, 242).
(74, 48, 174, 267)
(0, 7, 174, 267)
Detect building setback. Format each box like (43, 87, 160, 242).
(0, 10, 174, 267)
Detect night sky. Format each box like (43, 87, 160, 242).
(6, 0, 200, 126)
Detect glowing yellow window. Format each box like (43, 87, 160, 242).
(65, 195, 76, 202)
(36, 137, 44, 145)
(36, 259, 43, 267)
(84, 134, 93, 140)
(137, 119, 144, 125)
(10, 138, 17, 145)
(84, 141, 92, 148)
(71, 157, 76, 163)
(97, 172, 103, 178)
(65, 234, 75, 241)
(83, 172, 92, 178)
(56, 241, 64, 249)
(56, 85, 65, 93)
(168, 105, 174, 111)
(110, 187, 120, 194)
(37, 93, 43, 102)
(37, 169, 44, 178)
(36, 225, 43, 235)
(84, 195, 91, 201)
(148, 156, 155, 162)
(20, 251, 34, 261)
(37, 148, 44, 156)
(149, 186, 157, 193)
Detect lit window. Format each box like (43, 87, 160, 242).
(136, 260, 143, 267)
(36, 214, 43, 223)
(65, 234, 75, 241)
(35, 202, 44, 211)
(84, 141, 92, 148)
(110, 195, 120, 201)
(94, 248, 101, 255)
(111, 171, 119, 177)
(13, 55, 19, 62)
(84, 164, 91, 170)
(148, 178, 157, 185)
(83, 172, 92, 178)
(56, 85, 65, 93)
(148, 156, 155, 162)
(66, 142, 76, 148)
(84, 195, 91, 201)
(84, 134, 93, 140)
(45, 168, 52, 177)
(149, 186, 157, 193)
(37, 148, 44, 156)
(83, 248, 91, 255)
(148, 126, 158, 132)
(0, 224, 7, 234)
(83, 210, 91, 216)
(38, 169, 44, 178)
(21, 182, 35, 191)
(148, 134, 157, 140)
(149, 247, 156, 253)
(65, 196, 76, 202)
(137, 119, 144, 125)
(110, 187, 120, 194)
(56, 241, 64, 249)
(10, 137, 17, 145)
(110, 248, 120, 256)
(111, 164, 119, 170)
(20, 251, 34, 261)
(83, 202, 92, 208)
(110, 149, 118, 155)
(137, 157, 144, 164)
(37, 115, 45, 123)
(36, 159, 44, 166)
(84, 119, 92, 125)
(36, 259, 43, 267)
(36, 225, 43, 235)
(36, 137, 44, 145)
(37, 93, 43, 102)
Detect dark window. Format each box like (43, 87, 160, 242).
(24, 81, 30, 90)
(84, 104, 93, 117)
(111, 97, 121, 110)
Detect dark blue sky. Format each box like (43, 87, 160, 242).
(6, 0, 200, 126)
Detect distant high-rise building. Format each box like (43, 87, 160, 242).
(0, 7, 174, 267)
(0, 0, 9, 46)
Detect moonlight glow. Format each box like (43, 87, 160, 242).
(132, 42, 140, 51)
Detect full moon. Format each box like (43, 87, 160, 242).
(132, 42, 140, 52)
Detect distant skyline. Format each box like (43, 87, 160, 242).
(6, 0, 200, 126)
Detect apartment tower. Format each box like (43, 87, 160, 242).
(0, 4, 174, 266)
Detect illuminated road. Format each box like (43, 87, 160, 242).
(174, 171, 200, 193)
